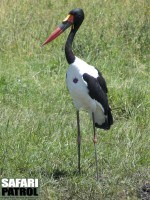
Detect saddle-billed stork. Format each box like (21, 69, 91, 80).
(42, 8, 113, 180)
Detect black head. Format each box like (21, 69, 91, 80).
(69, 8, 84, 28)
(42, 8, 84, 45)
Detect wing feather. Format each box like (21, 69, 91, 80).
(83, 72, 113, 129)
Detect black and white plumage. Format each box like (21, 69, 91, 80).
(42, 8, 113, 180)
(66, 57, 113, 129)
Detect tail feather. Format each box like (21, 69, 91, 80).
(93, 106, 113, 130)
(107, 107, 113, 126)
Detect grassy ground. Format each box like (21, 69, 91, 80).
(0, 0, 150, 199)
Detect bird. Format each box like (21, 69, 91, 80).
(42, 8, 113, 180)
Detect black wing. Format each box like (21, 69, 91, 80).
(83, 73, 113, 129)
(83, 73, 108, 114)
(96, 69, 108, 94)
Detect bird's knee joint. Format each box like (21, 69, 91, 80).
(93, 138, 97, 144)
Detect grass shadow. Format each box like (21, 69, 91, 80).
(137, 182, 150, 200)
(52, 168, 68, 180)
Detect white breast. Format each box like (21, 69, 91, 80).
(66, 57, 99, 111)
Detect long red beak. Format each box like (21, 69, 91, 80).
(42, 14, 74, 46)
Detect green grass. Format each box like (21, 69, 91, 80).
(0, 0, 150, 199)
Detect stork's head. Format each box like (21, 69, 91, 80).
(42, 8, 84, 46)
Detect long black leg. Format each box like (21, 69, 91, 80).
(92, 112, 99, 181)
(77, 110, 81, 173)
